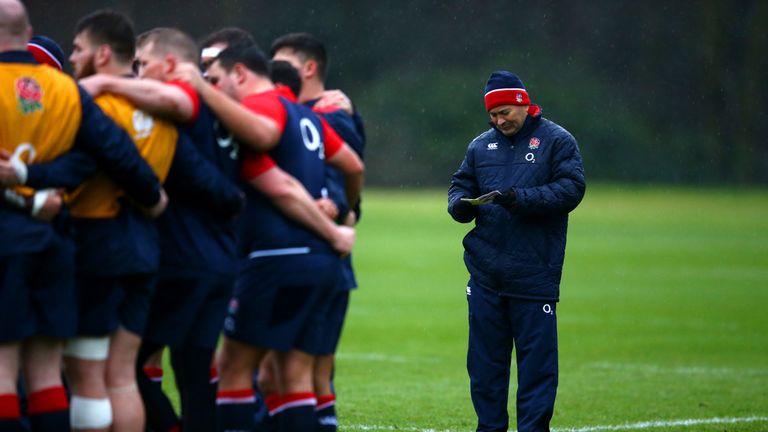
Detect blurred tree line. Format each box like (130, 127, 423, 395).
(24, 0, 768, 186)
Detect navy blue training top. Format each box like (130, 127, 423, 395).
(238, 89, 345, 259)
(156, 82, 242, 276)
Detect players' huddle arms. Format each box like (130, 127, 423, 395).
(0, 2, 365, 431)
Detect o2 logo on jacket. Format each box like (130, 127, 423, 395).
(299, 117, 324, 160)
(132, 110, 154, 140)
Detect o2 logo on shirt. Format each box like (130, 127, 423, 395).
(132, 110, 154, 140)
(299, 117, 324, 160)
(214, 120, 239, 160)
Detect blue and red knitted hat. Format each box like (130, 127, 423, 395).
(484, 71, 530, 111)
(27, 36, 65, 71)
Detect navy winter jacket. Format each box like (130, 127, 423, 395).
(448, 106, 585, 301)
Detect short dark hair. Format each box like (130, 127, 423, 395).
(216, 44, 269, 78)
(269, 60, 302, 98)
(74, 10, 135, 64)
(200, 27, 256, 50)
(270, 32, 327, 80)
(136, 27, 199, 63)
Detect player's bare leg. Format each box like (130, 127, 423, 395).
(106, 328, 143, 431)
(313, 354, 334, 398)
(215, 337, 266, 431)
(20, 336, 69, 429)
(256, 352, 279, 395)
(0, 342, 21, 428)
(255, 351, 281, 426)
(144, 348, 163, 368)
(21, 337, 63, 391)
(313, 354, 338, 430)
(273, 349, 317, 430)
(276, 350, 315, 394)
(64, 341, 110, 432)
(0, 342, 19, 393)
(218, 337, 266, 391)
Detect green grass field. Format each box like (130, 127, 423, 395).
(166, 185, 768, 431)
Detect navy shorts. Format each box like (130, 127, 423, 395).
(75, 273, 157, 337)
(315, 287, 350, 355)
(224, 252, 341, 355)
(0, 235, 76, 343)
(144, 270, 235, 349)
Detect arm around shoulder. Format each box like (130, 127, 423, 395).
(248, 166, 353, 255)
(74, 86, 161, 207)
(326, 143, 364, 212)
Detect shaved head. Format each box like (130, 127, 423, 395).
(0, 0, 31, 51)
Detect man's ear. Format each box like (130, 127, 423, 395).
(95, 44, 111, 68)
(303, 59, 318, 80)
(163, 54, 177, 75)
(233, 63, 248, 85)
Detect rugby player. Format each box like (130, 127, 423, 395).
(51, 11, 236, 431)
(271, 32, 366, 432)
(0, 1, 163, 430)
(170, 45, 363, 431)
(198, 27, 255, 72)
(82, 26, 243, 432)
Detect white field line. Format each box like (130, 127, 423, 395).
(587, 361, 768, 377)
(345, 416, 768, 432)
(553, 416, 768, 432)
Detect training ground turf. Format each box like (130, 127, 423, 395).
(164, 185, 768, 431)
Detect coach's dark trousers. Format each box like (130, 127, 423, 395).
(466, 278, 558, 432)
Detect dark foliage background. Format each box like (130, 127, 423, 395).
(24, 0, 768, 186)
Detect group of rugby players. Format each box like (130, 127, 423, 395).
(0, 1, 365, 431)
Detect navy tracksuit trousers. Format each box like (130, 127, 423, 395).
(467, 278, 558, 432)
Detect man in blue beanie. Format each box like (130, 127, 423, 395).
(448, 71, 586, 432)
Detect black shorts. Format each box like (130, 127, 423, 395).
(224, 252, 341, 355)
(75, 273, 157, 337)
(0, 235, 76, 343)
(144, 270, 234, 349)
(315, 287, 350, 355)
